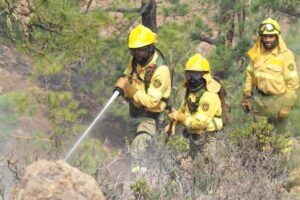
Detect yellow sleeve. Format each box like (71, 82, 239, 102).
(243, 61, 255, 95)
(175, 100, 187, 123)
(133, 65, 171, 109)
(282, 51, 299, 107)
(183, 93, 221, 130)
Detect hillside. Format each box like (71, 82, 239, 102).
(0, 0, 300, 199)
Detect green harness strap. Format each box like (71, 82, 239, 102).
(143, 54, 166, 93)
(184, 88, 206, 114)
(185, 88, 220, 130)
(129, 52, 166, 93)
(129, 51, 169, 107)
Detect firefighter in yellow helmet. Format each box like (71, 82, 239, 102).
(114, 24, 171, 173)
(167, 54, 223, 159)
(242, 18, 299, 153)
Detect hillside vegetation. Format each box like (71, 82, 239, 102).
(0, 0, 300, 199)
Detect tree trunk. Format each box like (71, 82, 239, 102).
(237, 3, 246, 37)
(219, 1, 235, 47)
(226, 12, 235, 47)
(141, 0, 157, 33)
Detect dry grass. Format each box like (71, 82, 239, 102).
(93, 123, 299, 199)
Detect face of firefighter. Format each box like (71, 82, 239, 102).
(130, 45, 155, 65)
(185, 71, 206, 92)
(262, 34, 278, 50)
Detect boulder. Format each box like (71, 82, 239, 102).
(12, 160, 106, 200)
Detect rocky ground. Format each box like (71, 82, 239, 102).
(10, 160, 106, 200)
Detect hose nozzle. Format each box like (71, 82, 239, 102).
(114, 87, 124, 96)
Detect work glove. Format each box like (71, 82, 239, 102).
(164, 121, 177, 136)
(242, 92, 252, 113)
(167, 108, 177, 121)
(114, 77, 128, 95)
(114, 77, 138, 98)
(167, 108, 188, 124)
(278, 106, 290, 118)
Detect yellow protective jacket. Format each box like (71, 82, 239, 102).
(177, 74, 223, 134)
(124, 51, 171, 113)
(244, 35, 299, 108)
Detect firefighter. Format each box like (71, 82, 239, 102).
(114, 24, 171, 173)
(167, 54, 223, 159)
(242, 18, 299, 153)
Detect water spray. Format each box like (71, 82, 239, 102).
(64, 90, 121, 161)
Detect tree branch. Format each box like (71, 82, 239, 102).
(190, 33, 225, 45)
(277, 7, 300, 18)
(7, 159, 22, 181)
(85, 0, 93, 14)
(30, 23, 60, 33)
(115, 3, 150, 40)
(0, 179, 4, 200)
(103, 7, 140, 13)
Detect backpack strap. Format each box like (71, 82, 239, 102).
(129, 58, 143, 83)
(213, 76, 230, 125)
(218, 86, 229, 125)
(143, 51, 166, 93)
(144, 63, 156, 92)
(129, 50, 169, 106)
(185, 88, 205, 113)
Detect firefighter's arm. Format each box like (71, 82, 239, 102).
(168, 100, 187, 122)
(114, 58, 135, 97)
(243, 62, 255, 95)
(115, 62, 136, 97)
(280, 52, 299, 117)
(180, 93, 221, 130)
(123, 57, 133, 77)
(241, 62, 254, 113)
(132, 65, 171, 108)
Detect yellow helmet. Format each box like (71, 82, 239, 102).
(128, 24, 157, 48)
(259, 18, 281, 35)
(185, 54, 210, 72)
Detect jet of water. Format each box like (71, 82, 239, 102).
(64, 90, 120, 161)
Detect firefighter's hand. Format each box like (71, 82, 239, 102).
(278, 107, 290, 118)
(167, 108, 177, 121)
(242, 92, 251, 113)
(164, 122, 177, 135)
(114, 77, 128, 92)
(114, 77, 137, 98)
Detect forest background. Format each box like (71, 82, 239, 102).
(0, 0, 300, 199)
